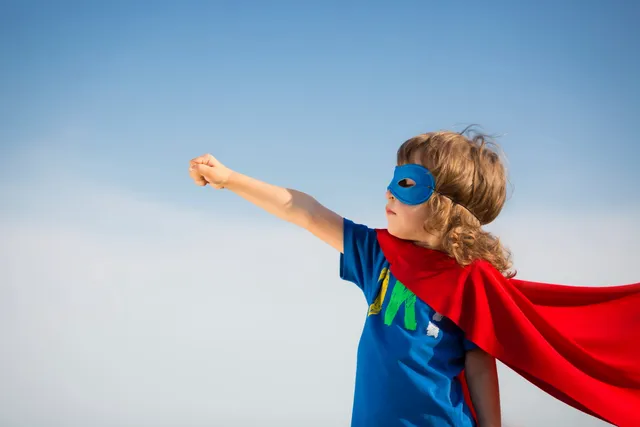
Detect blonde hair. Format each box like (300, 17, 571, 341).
(397, 127, 514, 277)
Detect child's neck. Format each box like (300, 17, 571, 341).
(411, 234, 444, 252)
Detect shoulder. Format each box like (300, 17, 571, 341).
(343, 218, 380, 244)
(468, 258, 495, 272)
(342, 218, 385, 259)
(464, 259, 511, 291)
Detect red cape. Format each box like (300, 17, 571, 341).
(376, 229, 640, 427)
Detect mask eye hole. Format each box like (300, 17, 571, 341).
(398, 178, 416, 188)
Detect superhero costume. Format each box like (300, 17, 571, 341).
(382, 164, 640, 426)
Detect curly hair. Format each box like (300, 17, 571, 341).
(396, 127, 514, 277)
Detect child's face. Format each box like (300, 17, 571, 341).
(385, 189, 435, 243)
(385, 159, 442, 246)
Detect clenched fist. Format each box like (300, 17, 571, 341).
(189, 154, 233, 189)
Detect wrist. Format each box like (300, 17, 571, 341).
(220, 169, 236, 189)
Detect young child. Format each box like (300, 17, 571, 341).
(188, 129, 639, 427)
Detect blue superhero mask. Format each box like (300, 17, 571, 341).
(387, 164, 437, 205)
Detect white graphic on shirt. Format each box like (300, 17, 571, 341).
(426, 321, 440, 338)
(432, 312, 443, 322)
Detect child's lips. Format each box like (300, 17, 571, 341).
(386, 207, 396, 215)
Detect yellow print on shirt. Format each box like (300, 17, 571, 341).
(368, 267, 390, 316)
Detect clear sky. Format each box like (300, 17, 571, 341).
(1, 1, 638, 426)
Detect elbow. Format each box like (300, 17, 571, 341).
(282, 189, 317, 227)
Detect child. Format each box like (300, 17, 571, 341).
(188, 129, 640, 427)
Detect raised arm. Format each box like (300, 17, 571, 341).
(189, 154, 344, 252)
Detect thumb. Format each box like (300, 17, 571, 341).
(190, 163, 213, 186)
(193, 163, 227, 189)
(192, 163, 213, 176)
(191, 153, 219, 168)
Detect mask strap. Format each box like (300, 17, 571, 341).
(433, 190, 481, 224)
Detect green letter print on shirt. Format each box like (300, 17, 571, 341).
(384, 280, 417, 330)
(368, 268, 417, 331)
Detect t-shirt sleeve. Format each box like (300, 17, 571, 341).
(339, 218, 386, 302)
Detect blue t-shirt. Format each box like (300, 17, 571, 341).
(340, 218, 477, 427)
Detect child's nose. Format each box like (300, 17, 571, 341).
(386, 189, 394, 200)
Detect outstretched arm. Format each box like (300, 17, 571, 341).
(189, 154, 344, 252)
(465, 348, 502, 427)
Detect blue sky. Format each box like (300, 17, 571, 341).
(2, 0, 639, 218)
(1, 1, 639, 426)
